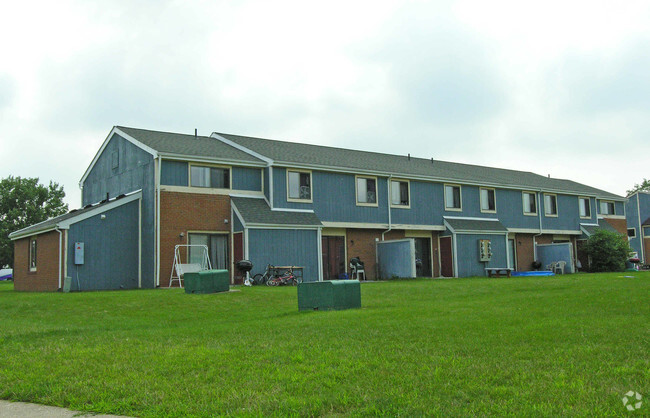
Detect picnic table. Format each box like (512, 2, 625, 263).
(485, 268, 513, 278)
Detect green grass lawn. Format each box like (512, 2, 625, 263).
(0, 273, 648, 417)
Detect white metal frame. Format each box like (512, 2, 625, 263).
(169, 244, 212, 288)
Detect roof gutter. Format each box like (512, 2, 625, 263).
(56, 228, 63, 289)
(382, 175, 393, 241)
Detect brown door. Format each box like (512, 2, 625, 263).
(440, 236, 453, 277)
(233, 232, 244, 282)
(322, 236, 345, 280)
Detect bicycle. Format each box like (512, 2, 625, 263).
(250, 264, 275, 285)
(266, 268, 301, 286)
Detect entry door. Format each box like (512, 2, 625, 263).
(507, 239, 516, 270)
(440, 236, 453, 277)
(322, 236, 345, 280)
(414, 238, 432, 277)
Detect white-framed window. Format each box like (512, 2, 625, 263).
(29, 238, 37, 271)
(287, 169, 312, 202)
(522, 191, 537, 215)
(627, 228, 636, 238)
(579, 197, 591, 218)
(600, 200, 615, 215)
(444, 184, 462, 211)
(390, 179, 410, 208)
(480, 187, 496, 213)
(356, 176, 377, 206)
(189, 164, 230, 189)
(544, 193, 558, 217)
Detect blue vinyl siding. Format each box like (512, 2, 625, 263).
(270, 165, 620, 234)
(67, 200, 140, 291)
(161, 160, 188, 186)
(455, 233, 508, 277)
(232, 167, 262, 191)
(82, 133, 155, 288)
(247, 228, 319, 282)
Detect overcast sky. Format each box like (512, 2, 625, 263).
(1, 0, 649, 208)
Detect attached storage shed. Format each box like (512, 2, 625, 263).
(9, 191, 142, 291)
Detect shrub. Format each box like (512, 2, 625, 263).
(584, 230, 631, 272)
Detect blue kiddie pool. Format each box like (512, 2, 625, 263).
(511, 271, 555, 276)
(0, 269, 12, 280)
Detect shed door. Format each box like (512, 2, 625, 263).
(440, 236, 453, 277)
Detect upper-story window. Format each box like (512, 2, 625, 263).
(579, 197, 591, 218)
(390, 179, 410, 207)
(600, 200, 615, 215)
(544, 193, 558, 217)
(522, 191, 537, 215)
(627, 228, 636, 238)
(444, 184, 462, 211)
(190, 164, 230, 189)
(480, 187, 496, 213)
(287, 169, 312, 202)
(29, 238, 37, 271)
(356, 176, 377, 206)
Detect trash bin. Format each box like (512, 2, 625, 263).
(297, 280, 361, 311)
(184, 270, 229, 294)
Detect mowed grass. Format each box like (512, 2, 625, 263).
(0, 273, 648, 417)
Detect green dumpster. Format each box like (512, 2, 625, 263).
(297, 280, 361, 311)
(184, 269, 230, 294)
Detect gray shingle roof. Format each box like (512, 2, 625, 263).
(444, 217, 508, 233)
(580, 219, 619, 236)
(9, 197, 118, 239)
(116, 126, 264, 164)
(217, 132, 623, 200)
(231, 197, 321, 227)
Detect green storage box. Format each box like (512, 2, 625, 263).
(297, 280, 361, 311)
(184, 269, 230, 294)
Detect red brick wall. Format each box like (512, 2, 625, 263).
(160, 191, 232, 286)
(13, 230, 63, 291)
(602, 218, 628, 235)
(346, 229, 405, 280)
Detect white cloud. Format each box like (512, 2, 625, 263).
(1, 0, 649, 206)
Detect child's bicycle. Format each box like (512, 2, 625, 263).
(266, 268, 301, 286)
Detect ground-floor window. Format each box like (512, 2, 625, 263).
(188, 233, 229, 270)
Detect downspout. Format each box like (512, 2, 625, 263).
(381, 175, 393, 241)
(56, 228, 62, 289)
(637, 194, 644, 263)
(533, 190, 543, 262)
(268, 163, 274, 208)
(156, 155, 161, 287)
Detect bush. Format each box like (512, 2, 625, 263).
(584, 230, 631, 272)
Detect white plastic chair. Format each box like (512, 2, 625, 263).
(554, 261, 566, 275)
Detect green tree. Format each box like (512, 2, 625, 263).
(0, 176, 68, 268)
(626, 178, 650, 197)
(584, 229, 631, 272)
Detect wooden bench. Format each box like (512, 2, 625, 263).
(485, 268, 513, 278)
